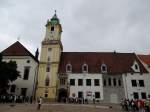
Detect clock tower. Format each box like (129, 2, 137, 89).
(36, 11, 62, 101)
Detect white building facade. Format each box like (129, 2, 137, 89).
(1, 41, 39, 98)
(68, 73, 103, 101)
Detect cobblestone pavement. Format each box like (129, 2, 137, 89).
(0, 103, 123, 112)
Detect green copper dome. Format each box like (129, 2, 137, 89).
(50, 11, 60, 25)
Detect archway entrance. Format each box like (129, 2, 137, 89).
(58, 88, 67, 102)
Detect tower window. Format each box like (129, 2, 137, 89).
(46, 66, 50, 72)
(51, 26, 54, 31)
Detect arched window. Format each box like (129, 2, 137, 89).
(82, 64, 88, 73)
(101, 63, 107, 73)
(66, 64, 72, 72)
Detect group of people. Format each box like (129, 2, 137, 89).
(121, 98, 150, 112)
(0, 95, 33, 103)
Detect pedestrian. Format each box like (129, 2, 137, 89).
(37, 97, 42, 110)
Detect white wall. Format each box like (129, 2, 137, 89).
(123, 73, 150, 100)
(3, 56, 38, 97)
(68, 73, 103, 101)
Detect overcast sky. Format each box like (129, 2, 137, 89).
(0, 0, 150, 55)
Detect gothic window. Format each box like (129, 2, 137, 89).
(66, 64, 72, 72)
(101, 64, 107, 73)
(82, 64, 88, 73)
(23, 66, 30, 80)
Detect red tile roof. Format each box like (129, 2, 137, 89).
(1, 41, 38, 62)
(59, 52, 148, 74)
(138, 55, 150, 66)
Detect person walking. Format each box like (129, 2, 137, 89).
(37, 97, 42, 110)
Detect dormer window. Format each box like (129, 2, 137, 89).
(82, 64, 88, 73)
(135, 64, 138, 70)
(101, 64, 107, 73)
(66, 64, 72, 73)
(131, 61, 140, 72)
(51, 26, 54, 31)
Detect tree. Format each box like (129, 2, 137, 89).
(0, 53, 20, 95)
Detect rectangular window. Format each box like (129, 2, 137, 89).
(94, 79, 100, 86)
(45, 93, 48, 98)
(21, 88, 27, 96)
(86, 79, 91, 86)
(108, 78, 111, 86)
(70, 79, 75, 86)
(133, 92, 139, 99)
(23, 66, 30, 80)
(10, 85, 16, 92)
(141, 92, 147, 99)
(113, 78, 116, 86)
(78, 91, 83, 98)
(78, 79, 83, 86)
(139, 80, 145, 87)
(95, 92, 100, 98)
(131, 80, 137, 87)
(118, 79, 121, 86)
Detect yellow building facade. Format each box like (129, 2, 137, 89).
(36, 12, 62, 101)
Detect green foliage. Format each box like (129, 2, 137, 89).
(0, 53, 20, 94)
